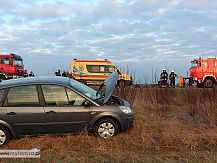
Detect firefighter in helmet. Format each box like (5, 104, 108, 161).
(169, 70, 178, 87)
(29, 71, 35, 77)
(160, 68, 168, 87)
(23, 70, 28, 77)
(62, 71, 67, 77)
(55, 69, 61, 76)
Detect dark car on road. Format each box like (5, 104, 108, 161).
(0, 72, 134, 145)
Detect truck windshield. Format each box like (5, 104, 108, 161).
(70, 79, 101, 100)
(191, 61, 198, 68)
(14, 60, 23, 67)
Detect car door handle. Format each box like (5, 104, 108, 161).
(46, 110, 56, 114)
(7, 112, 17, 116)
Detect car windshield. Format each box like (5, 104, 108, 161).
(70, 79, 101, 100)
(14, 60, 23, 67)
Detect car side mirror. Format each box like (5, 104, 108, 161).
(84, 100, 92, 107)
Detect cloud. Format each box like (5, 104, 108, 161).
(16, 3, 71, 19)
(0, 0, 17, 8)
(180, 0, 217, 10)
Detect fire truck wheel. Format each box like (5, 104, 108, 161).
(203, 78, 215, 88)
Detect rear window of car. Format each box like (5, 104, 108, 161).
(4, 85, 39, 107)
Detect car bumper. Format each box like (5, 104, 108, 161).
(121, 113, 135, 131)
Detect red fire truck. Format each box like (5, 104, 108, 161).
(0, 53, 25, 80)
(190, 57, 217, 88)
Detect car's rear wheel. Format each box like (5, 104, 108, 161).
(118, 80, 126, 88)
(0, 126, 11, 146)
(94, 118, 119, 138)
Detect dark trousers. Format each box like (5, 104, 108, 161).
(170, 80, 175, 86)
(162, 80, 167, 86)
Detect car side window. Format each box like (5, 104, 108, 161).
(5, 85, 39, 107)
(87, 65, 100, 73)
(66, 88, 86, 106)
(86, 65, 108, 73)
(42, 85, 69, 106)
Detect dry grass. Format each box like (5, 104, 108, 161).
(1, 87, 217, 162)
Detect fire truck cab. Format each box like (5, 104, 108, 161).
(0, 53, 25, 80)
(190, 57, 217, 88)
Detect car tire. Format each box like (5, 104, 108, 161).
(94, 118, 119, 138)
(0, 126, 11, 146)
(118, 80, 126, 88)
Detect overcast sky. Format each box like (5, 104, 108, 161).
(1, 0, 217, 83)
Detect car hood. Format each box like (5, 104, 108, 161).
(103, 71, 119, 104)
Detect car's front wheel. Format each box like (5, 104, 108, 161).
(0, 126, 11, 146)
(94, 118, 119, 138)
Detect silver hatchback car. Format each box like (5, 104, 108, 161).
(0, 72, 134, 145)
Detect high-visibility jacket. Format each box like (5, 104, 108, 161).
(179, 77, 185, 87)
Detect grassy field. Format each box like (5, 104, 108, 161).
(1, 87, 217, 162)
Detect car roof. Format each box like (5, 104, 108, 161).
(0, 76, 71, 89)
